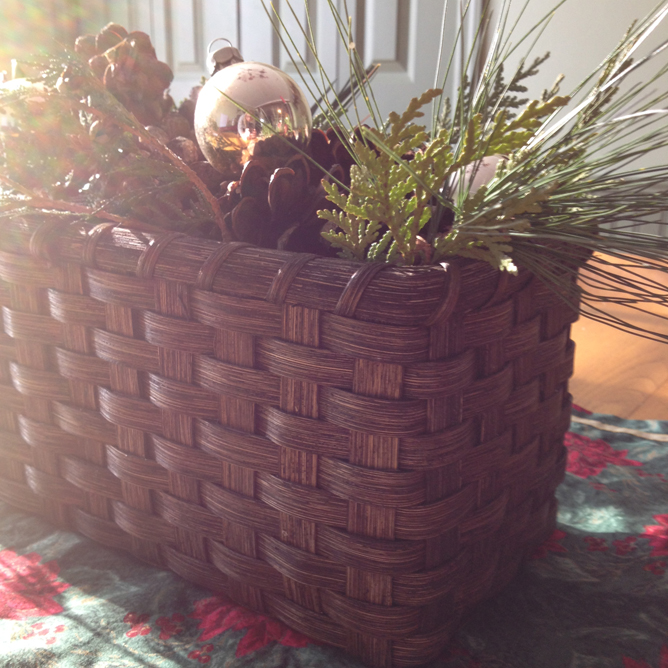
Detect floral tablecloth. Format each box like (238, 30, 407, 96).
(1, 406, 667, 668)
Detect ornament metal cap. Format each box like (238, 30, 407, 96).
(206, 38, 244, 76)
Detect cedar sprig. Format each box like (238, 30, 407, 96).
(320, 88, 452, 264)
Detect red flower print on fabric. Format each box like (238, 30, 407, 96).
(637, 471, 666, 481)
(613, 536, 638, 556)
(22, 621, 66, 645)
(564, 432, 642, 478)
(623, 644, 668, 668)
(188, 645, 213, 664)
(584, 537, 609, 552)
(123, 612, 152, 638)
(530, 529, 568, 559)
(190, 596, 312, 657)
(641, 515, 668, 557)
(0, 549, 70, 620)
(643, 561, 667, 576)
(156, 613, 185, 640)
(589, 482, 617, 493)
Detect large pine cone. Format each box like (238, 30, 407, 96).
(214, 129, 355, 254)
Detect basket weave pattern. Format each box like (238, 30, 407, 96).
(0, 218, 576, 667)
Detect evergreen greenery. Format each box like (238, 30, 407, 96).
(268, 0, 668, 342)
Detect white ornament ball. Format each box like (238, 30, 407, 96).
(452, 154, 504, 194)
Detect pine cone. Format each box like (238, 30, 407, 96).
(82, 24, 173, 126)
(166, 136, 199, 164)
(215, 129, 353, 254)
(160, 111, 191, 140)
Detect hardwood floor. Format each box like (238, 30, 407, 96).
(569, 259, 668, 420)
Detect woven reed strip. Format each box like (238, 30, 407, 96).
(0, 218, 472, 325)
(0, 216, 579, 668)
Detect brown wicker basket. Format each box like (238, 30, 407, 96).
(0, 216, 576, 667)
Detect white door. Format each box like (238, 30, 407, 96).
(102, 0, 479, 128)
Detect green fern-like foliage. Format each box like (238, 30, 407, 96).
(481, 96, 570, 155)
(319, 84, 571, 269)
(320, 88, 453, 265)
(433, 182, 557, 269)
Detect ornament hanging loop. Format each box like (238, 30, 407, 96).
(206, 38, 243, 76)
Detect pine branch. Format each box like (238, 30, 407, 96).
(0, 175, 162, 231)
(67, 84, 231, 241)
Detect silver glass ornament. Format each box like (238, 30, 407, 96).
(194, 61, 312, 177)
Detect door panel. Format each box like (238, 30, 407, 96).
(365, 0, 401, 63)
(273, 0, 341, 108)
(114, 0, 475, 121)
(172, 0, 200, 68)
(240, 0, 275, 65)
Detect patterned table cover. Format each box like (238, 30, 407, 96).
(1, 406, 667, 668)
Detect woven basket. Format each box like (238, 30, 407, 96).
(0, 216, 576, 667)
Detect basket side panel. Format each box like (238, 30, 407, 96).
(0, 224, 578, 668)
